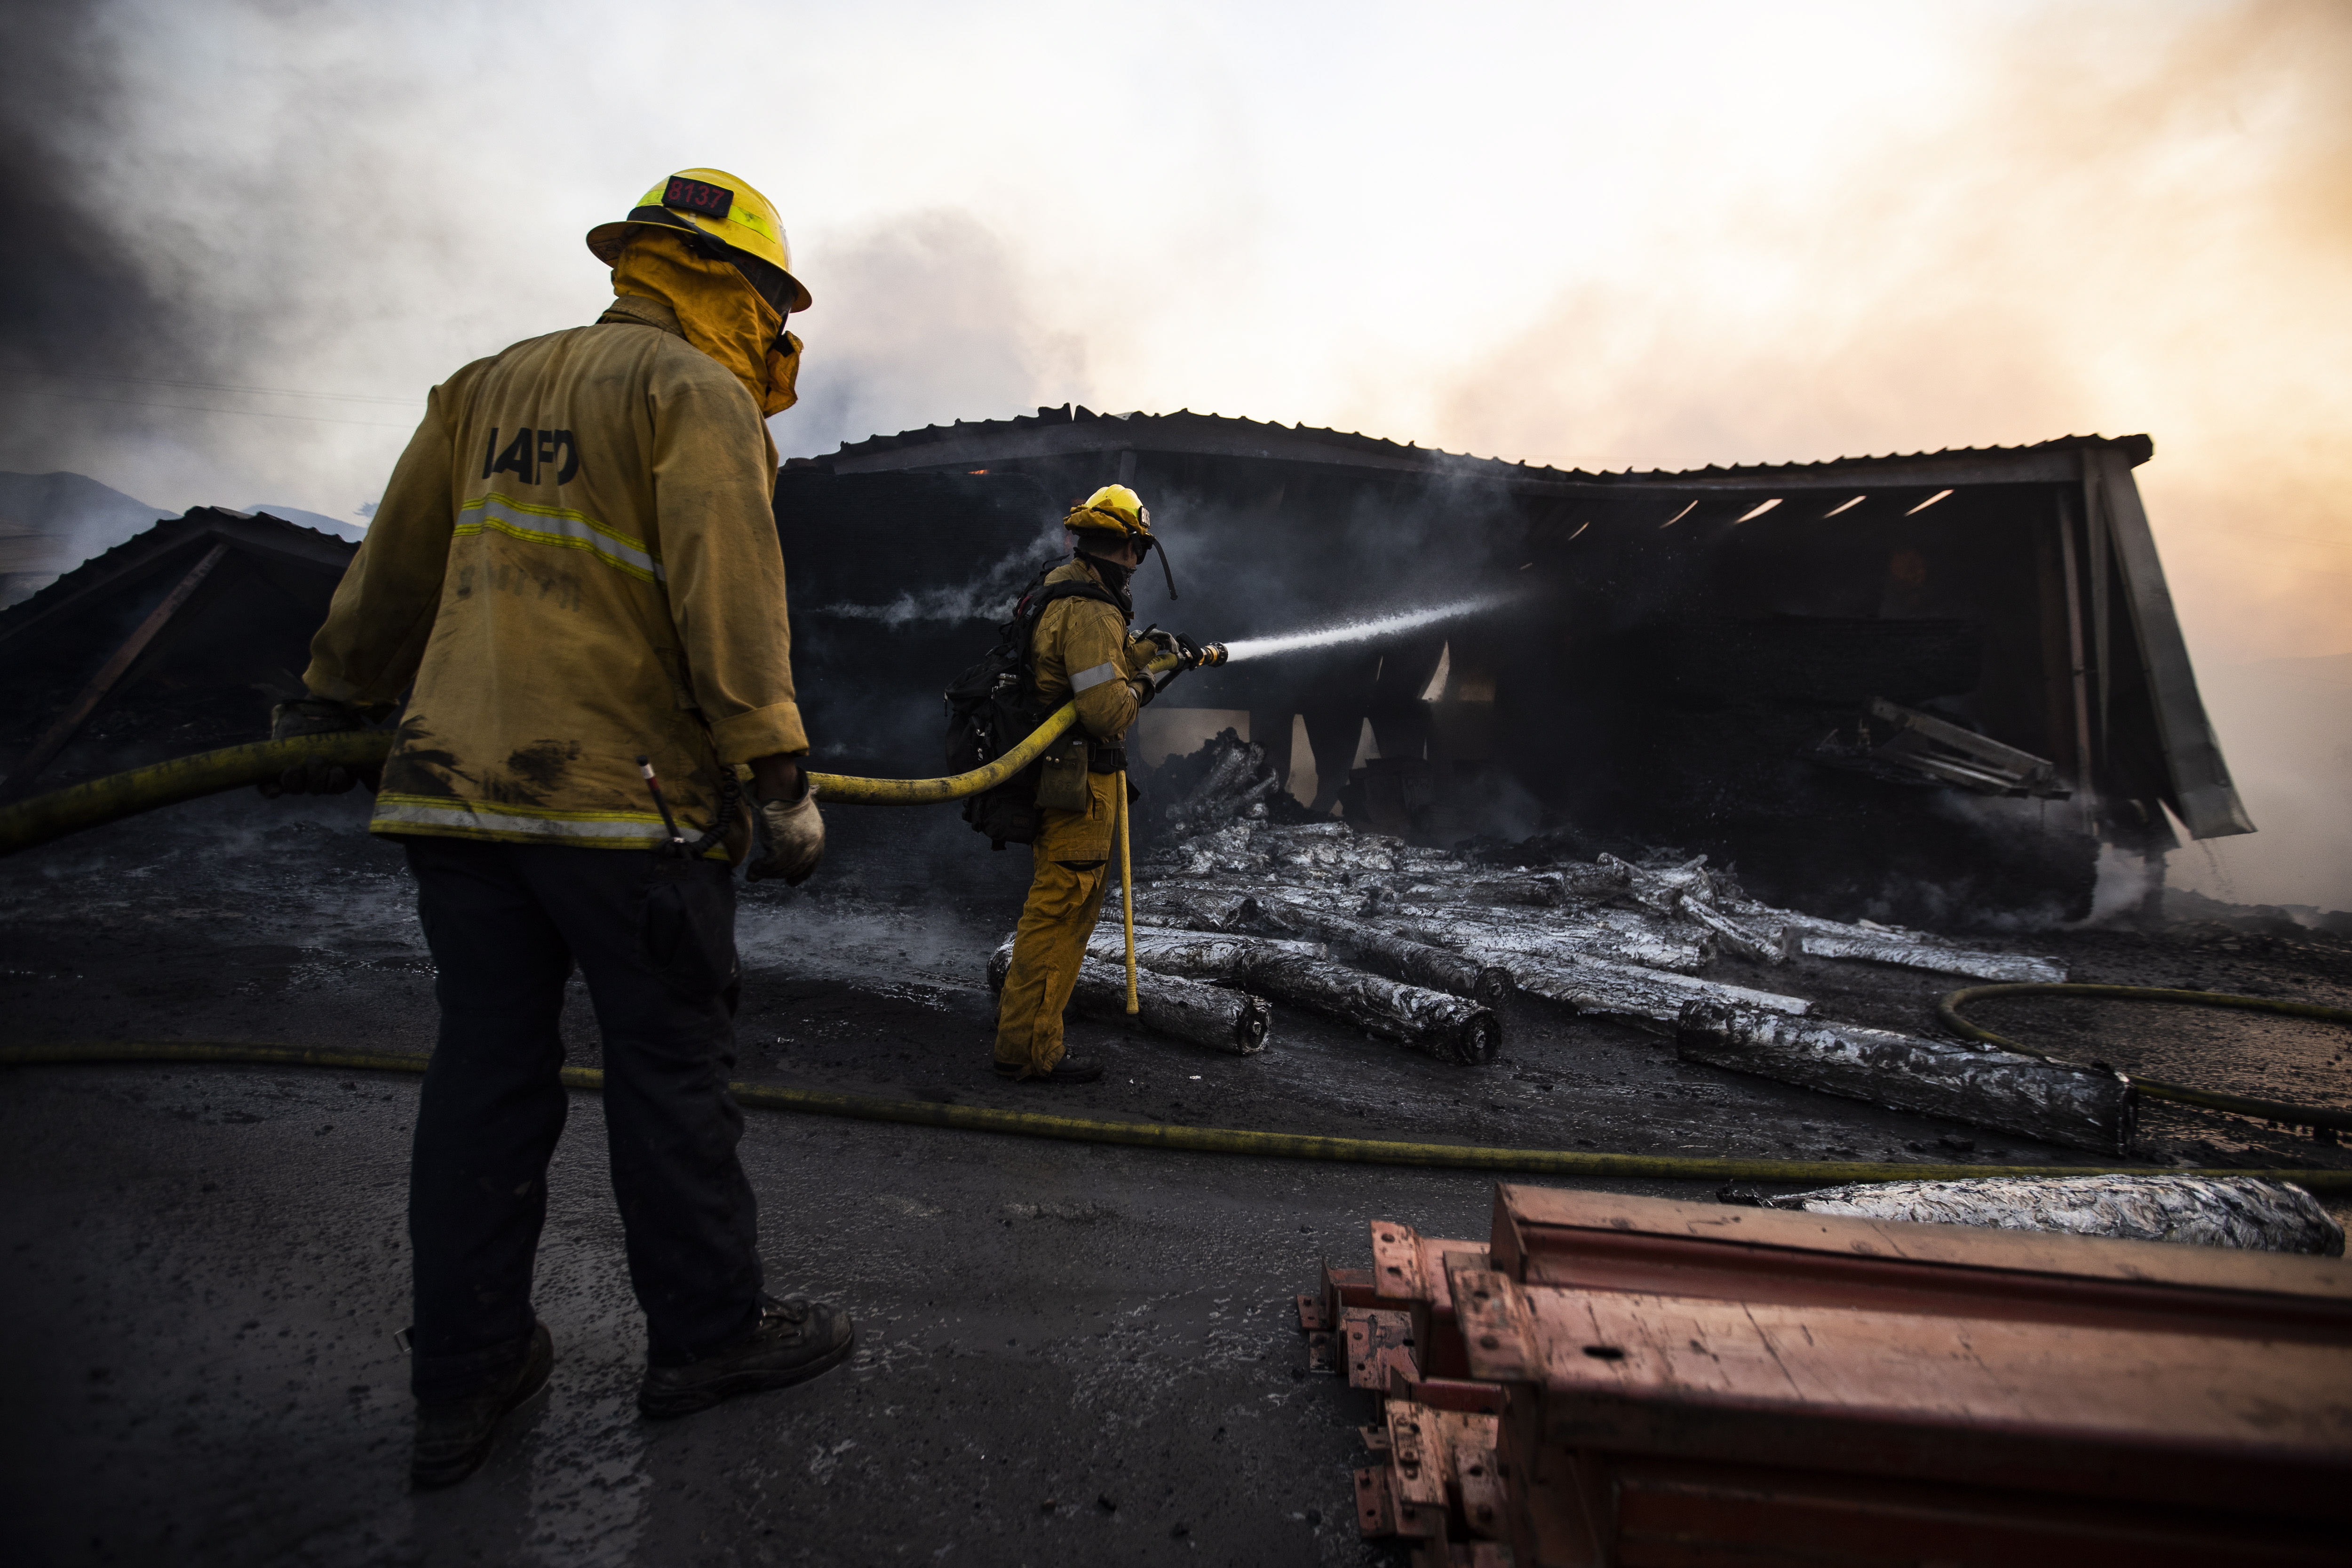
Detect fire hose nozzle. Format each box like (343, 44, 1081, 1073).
(1193, 643, 1229, 668)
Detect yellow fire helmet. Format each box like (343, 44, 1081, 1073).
(1064, 484, 1152, 544)
(587, 167, 812, 313)
(1065, 484, 1178, 599)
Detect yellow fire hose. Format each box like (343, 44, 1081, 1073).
(4, 1040, 2346, 1189)
(0, 653, 1194, 855)
(1939, 983, 2352, 1134)
(1118, 768, 1139, 1015)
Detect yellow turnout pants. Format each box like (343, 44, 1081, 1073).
(993, 769, 1121, 1075)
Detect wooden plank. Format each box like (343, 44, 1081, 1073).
(0, 541, 230, 796)
(1490, 1184, 2352, 1342)
(1518, 1287, 2352, 1517)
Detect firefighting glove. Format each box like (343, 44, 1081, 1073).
(746, 778, 826, 885)
(1131, 669, 1176, 708)
(1139, 625, 1206, 672)
(259, 699, 378, 797)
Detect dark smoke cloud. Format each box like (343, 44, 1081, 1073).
(0, 3, 199, 383)
(777, 210, 1092, 461)
(0, 0, 225, 533)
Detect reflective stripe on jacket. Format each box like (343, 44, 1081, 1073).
(303, 293, 800, 851)
(1028, 559, 1157, 743)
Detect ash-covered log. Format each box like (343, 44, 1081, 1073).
(1241, 949, 1501, 1066)
(1791, 928, 2066, 984)
(1239, 902, 1512, 1005)
(1128, 886, 1261, 933)
(1676, 999, 2135, 1154)
(1379, 907, 1716, 977)
(1081, 928, 1328, 980)
(1047, 923, 1501, 1064)
(1507, 952, 1811, 1025)
(1753, 1174, 2343, 1255)
(987, 938, 1271, 1054)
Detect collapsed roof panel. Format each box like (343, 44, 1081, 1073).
(0, 509, 357, 795)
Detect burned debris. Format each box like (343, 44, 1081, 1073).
(985, 938, 1270, 1054)
(1676, 1001, 2134, 1154)
(0, 508, 358, 796)
(972, 729, 2146, 1157)
(1747, 1173, 2345, 1255)
(1810, 695, 2070, 798)
(785, 416, 2253, 925)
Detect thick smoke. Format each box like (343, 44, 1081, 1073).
(1418, 0, 2352, 910)
(0, 3, 215, 558)
(777, 212, 1092, 462)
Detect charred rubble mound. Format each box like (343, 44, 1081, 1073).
(1140, 726, 1325, 843)
(989, 730, 2155, 1156)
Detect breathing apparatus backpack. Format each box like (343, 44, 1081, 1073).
(944, 573, 1125, 850)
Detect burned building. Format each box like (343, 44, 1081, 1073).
(0, 420, 2249, 926)
(0, 509, 357, 796)
(777, 410, 2249, 923)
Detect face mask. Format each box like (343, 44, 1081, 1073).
(1081, 548, 1136, 613)
(762, 329, 802, 417)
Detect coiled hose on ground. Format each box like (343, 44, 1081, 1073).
(1939, 982, 2352, 1135)
(3, 1040, 2348, 1190)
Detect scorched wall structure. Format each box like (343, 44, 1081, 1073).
(779, 411, 2249, 923)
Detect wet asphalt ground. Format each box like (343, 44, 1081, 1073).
(4, 791, 2349, 1567)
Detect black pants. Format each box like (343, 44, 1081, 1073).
(402, 836, 760, 1401)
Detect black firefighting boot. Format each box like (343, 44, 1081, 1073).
(637, 1295, 856, 1420)
(410, 1320, 554, 1489)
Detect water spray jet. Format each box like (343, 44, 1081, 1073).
(1212, 593, 1513, 665)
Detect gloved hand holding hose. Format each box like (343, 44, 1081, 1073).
(745, 753, 825, 884)
(258, 699, 383, 796)
(1132, 626, 1206, 708)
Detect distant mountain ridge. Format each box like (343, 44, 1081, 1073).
(0, 471, 178, 605)
(0, 474, 369, 606)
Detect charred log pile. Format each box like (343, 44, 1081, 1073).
(990, 731, 2120, 1150)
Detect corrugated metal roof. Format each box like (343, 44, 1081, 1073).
(819, 406, 2151, 485)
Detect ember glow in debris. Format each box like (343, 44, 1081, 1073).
(1216, 594, 1511, 665)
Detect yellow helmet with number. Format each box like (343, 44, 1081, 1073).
(587, 167, 812, 313)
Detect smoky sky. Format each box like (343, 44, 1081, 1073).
(0, 0, 2344, 905)
(0, 2, 218, 411)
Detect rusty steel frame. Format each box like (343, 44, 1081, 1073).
(1311, 1188, 2352, 1567)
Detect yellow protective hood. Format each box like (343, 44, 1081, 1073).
(611, 227, 802, 417)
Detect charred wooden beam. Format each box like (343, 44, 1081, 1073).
(986, 939, 1271, 1054)
(1128, 887, 1261, 933)
(1082, 928, 1328, 979)
(1382, 909, 1716, 977)
(1508, 952, 1812, 1026)
(1055, 923, 1496, 1062)
(1792, 929, 2066, 984)
(1243, 951, 1501, 1066)
(1676, 999, 2134, 1154)
(1239, 903, 1512, 1005)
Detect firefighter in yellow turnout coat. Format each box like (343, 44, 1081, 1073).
(993, 486, 1194, 1082)
(272, 168, 852, 1490)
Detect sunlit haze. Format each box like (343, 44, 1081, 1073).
(4, 0, 2346, 901)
